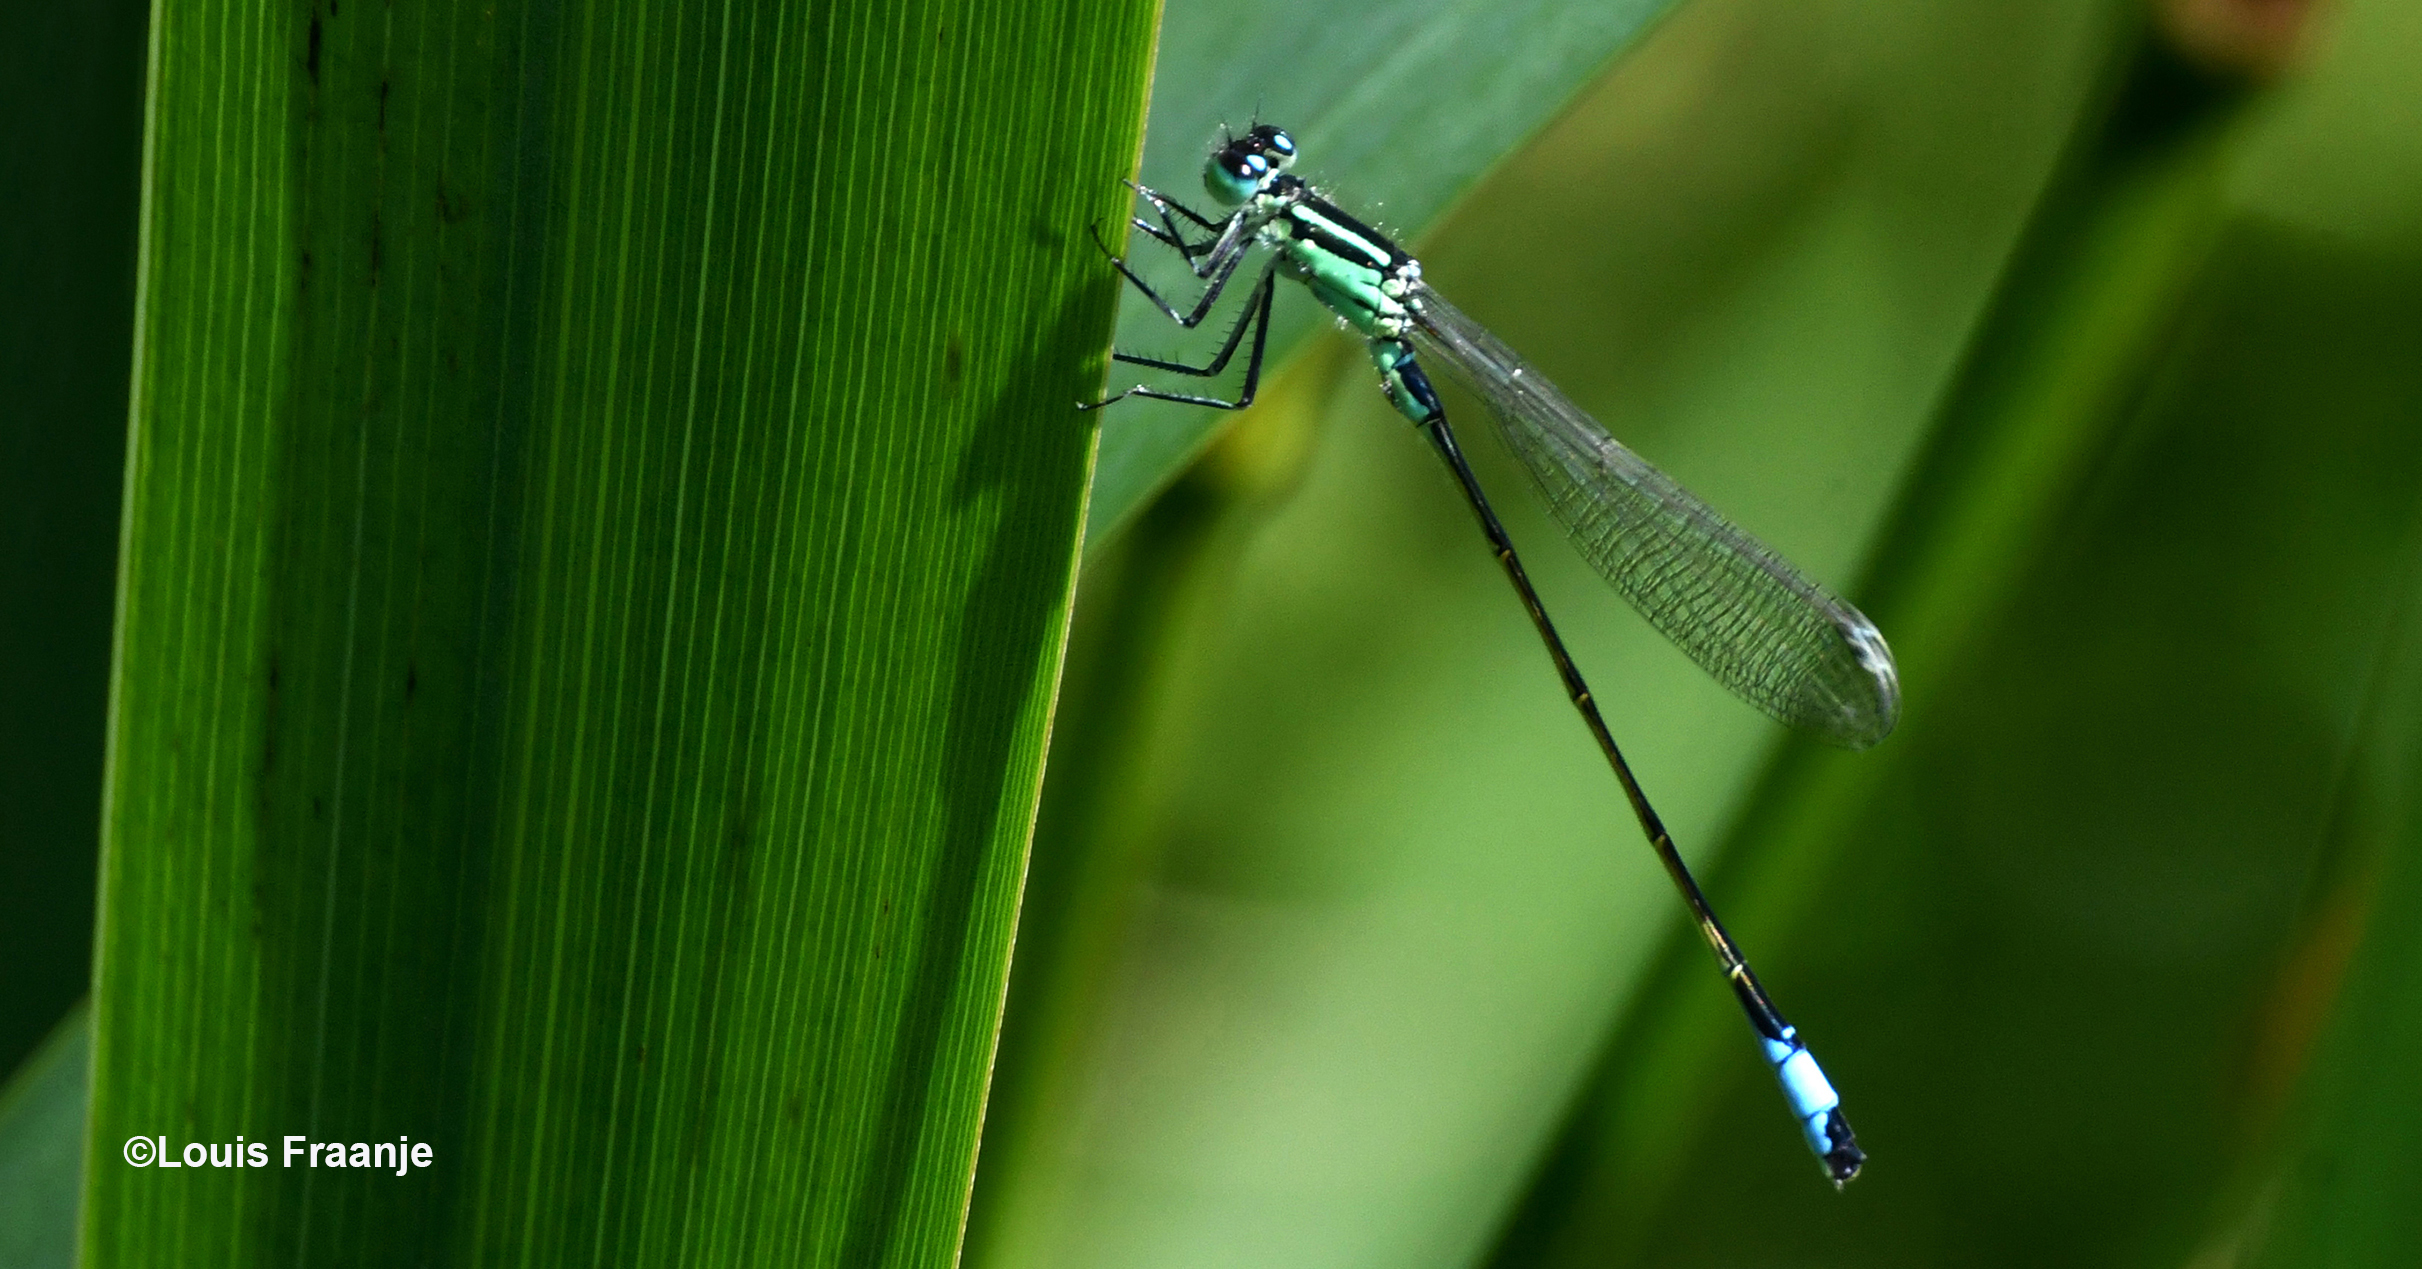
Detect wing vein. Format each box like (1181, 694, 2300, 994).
(1406, 283, 1900, 748)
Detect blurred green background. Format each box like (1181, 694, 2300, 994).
(972, 0, 2422, 1266)
(10, 0, 2422, 1264)
(0, 0, 146, 1095)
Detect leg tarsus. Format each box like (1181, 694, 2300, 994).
(1083, 264, 1276, 412)
(1111, 265, 1275, 378)
(1100, 222, 1253, 329)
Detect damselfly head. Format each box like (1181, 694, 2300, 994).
(1203, 125, 1296, 207)
(1245, 124, 1296, 168)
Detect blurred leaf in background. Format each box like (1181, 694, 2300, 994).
(0, 1009, 89, 1269)
(1503, 0, 2422, 1263)
(0, 0, 147, 1088)
(977, 0, 2422, 1267)
(2246, 515, 2422, 1268)
(978, 0, 2118, 1265)
(2221, 14, 2422, 1266)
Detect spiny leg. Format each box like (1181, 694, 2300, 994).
(1113, 263, 1276, 378)
(1143, 184, 1228, 232)
(1408, 386, 1865, 1187)
(1081, 263, 1276, 412)
(1127, 182, 1234, 270)
(1130, 214, 1212, 257)
(1088, 218, 1256, 330)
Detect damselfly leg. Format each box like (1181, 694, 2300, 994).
(1082, 258, 1278, 412)
(1126, 182, 1232, 266)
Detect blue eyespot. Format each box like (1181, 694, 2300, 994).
(1200, 124, 1301, 206)
(1203, 150, 1266, 206)
(1249, 125, 1295, 168)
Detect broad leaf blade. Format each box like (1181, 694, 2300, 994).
(83, 2, 1152, 1265)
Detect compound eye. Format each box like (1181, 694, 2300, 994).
(1252, 126, 1296, 165)
(1203, 148, 1265, 206)
(1216, 152, 1267, 186)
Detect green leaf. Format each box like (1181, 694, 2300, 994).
(2241, 541, 2422, 1269)
(2230, 16, 2422, 1254)
(0, 1007, 87, 1269)
(1082, 0, 1681, 548)
(82, 2, 1151, 1265)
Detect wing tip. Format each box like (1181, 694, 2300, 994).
(1819, 613, 1902, 750)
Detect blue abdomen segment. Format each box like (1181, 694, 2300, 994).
(1761, 1027, 1862, 1184)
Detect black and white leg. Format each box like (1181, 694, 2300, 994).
(1087, 217, 1258, 330)
(1127, 182, 1234, 270)
(1081, 263, 1277, 412)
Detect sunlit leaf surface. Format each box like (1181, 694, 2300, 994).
(78, 2, 1151, 1264)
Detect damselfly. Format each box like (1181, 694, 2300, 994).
(1083, 125, 1900, 1186)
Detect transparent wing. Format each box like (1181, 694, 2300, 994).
(1406, 283, 1900, 748)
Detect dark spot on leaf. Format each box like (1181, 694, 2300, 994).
(312, 796, 325, 821)
(377, 79, 389, 133)
(435, 176, 469, 225)
(299, 250, 312, 293)
(306, 14, 321, 84)
(404, 662, 417, 702)
(943, 333, 965, 395)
